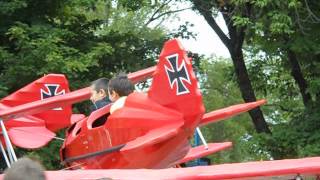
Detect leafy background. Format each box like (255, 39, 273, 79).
(0, 0, 320, 171)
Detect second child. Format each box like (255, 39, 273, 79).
(108, 73, 134, 113)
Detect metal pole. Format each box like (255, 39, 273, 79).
(0, 120, 17, 162)
(0, 141, 10, 168)
(1, 122, 13, 164)
(6, 142, 13, 164)
(193, 130, 200, 165)
(196, 127, 208, 150)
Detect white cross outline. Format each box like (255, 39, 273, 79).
(40, 84, 65, 110)
(164, 53, 191, 95)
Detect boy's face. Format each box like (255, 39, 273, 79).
(90, 85, 106, 103)
(108, 89, 119, 102)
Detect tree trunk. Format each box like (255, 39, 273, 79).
(230, 50, 271, 133)
(287, 50, 312, 107)
(192, 0, 271, 133)
(314, 54, 320, 103)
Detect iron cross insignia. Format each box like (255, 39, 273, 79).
(40, 84, 65, 110)
(164, 54, 191, 95)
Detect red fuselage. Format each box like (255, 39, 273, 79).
(60, 92, 202, 169)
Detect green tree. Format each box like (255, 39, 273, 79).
(185, 0, 320, 161)
(243, 0, 320, 108)
(189, 0, 271, 133)
(200, 57, 270, 163)
(239, 0, 320, 159)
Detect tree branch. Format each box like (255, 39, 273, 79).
(145, 7, 192, 26)
(192, 0, 231, 49)
(287, 49, 312, 107)
(145, 0, 173, 26)
(237, 2, 252, 50)
(304, 0, 320, 22)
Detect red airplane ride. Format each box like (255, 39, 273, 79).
(0, 39, 320, 179)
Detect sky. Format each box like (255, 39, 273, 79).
(163, 4, 230, 58)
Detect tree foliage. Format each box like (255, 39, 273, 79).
(190, 0, 320, 161)
(238, 0, 320, 159)
(190, 0, 271, 133)
(1, 0, 320, 169)
(200, 57, 270, 163)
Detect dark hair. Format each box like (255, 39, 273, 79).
(108, 73, 134, 97)
(4, 157, 45, 180)
(91, 78, 109, 93)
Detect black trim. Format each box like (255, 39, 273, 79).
(62, 144, 125, 164)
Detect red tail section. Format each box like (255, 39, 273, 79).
(148, 39, 205, 129)
(0, 74, 72, 132)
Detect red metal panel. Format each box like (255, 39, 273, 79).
(177, 142, 232, 164)
(200, 100, 266, 127)
(0, 74, 72, 131)
(62, 91, 189, 169)
(121, 122, 183, 152)
(128, 66, 156, 83)
(148, 39, 205, 129)
(1, 157, 317, 180)
(0, 87, 90, 121)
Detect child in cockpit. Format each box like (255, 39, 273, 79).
(90, 78, 111, 112)
(108, 73, 134, 114)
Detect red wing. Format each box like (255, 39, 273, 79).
(0, 74, 70, 107)
(7, 157, 318, 180)
(8, 126, 56, 149)
(0, 74, 73, 131)
(128, 66, 156, 83)
(3, 115, 54, 149)
(177, 142, 232, 164)
(199, 100, 266, 127)
(0, 87, 90, 120)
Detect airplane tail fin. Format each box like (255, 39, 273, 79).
(0, 74, 72, 132)
(148, 39, 205, 128)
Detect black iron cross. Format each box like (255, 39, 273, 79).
(40, 84, 65, 110)
(41, 84, 65, 99)
(165, 54, 191, 95)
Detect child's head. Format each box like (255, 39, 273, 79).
(108, 73, 134, 102)
(90, 78, 109, 103)
(4, 157, 45, 180)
